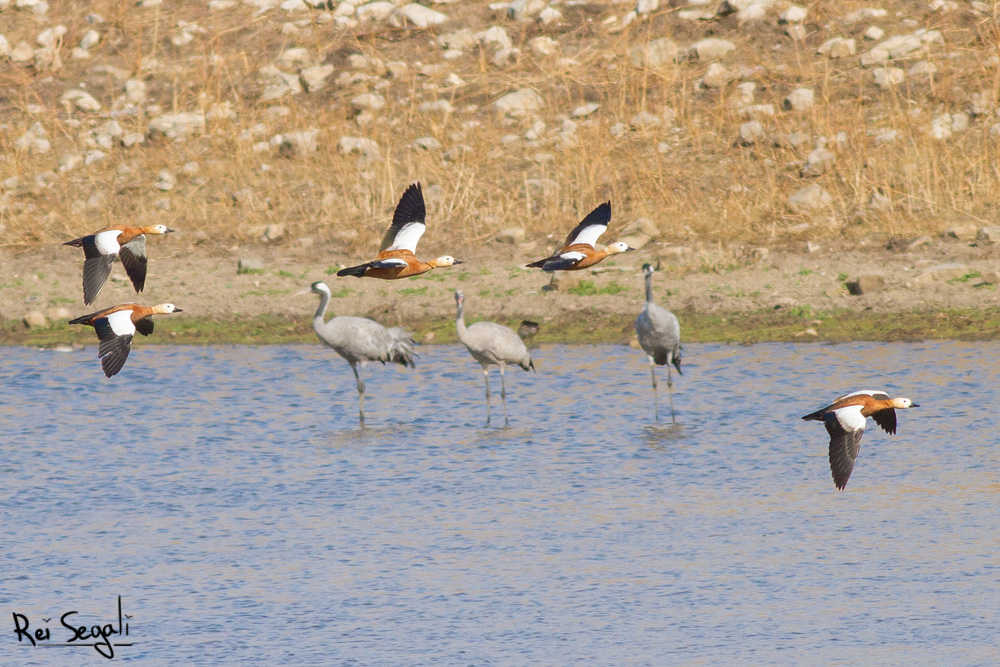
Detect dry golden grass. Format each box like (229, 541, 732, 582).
(1, 0, 999, 257)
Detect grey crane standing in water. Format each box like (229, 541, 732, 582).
(454, 291, 535, 426)
(301, 281, 416, 425)
(635, 263, 682, 423)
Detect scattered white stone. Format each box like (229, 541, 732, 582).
(338, 136, 380, 157)
(538, 7, 562, 24)
(873, 67, 904, 90)
(739, 120, 765, 144)
(36, 25, 66, 48)
(11, 42, 34, 63)
(817, 37, 856, 58)
(524, 119, 545, 140)
(154, 170, 177, 191)
(787, 184, 832, 213)
(908, 60, 937, 78)
(0, 35, 9, 57)
(351, 93, 385, 111)
(801, 141, 835, 177)
(58, 153, 83, 172)
(418, 99, 453, 114)
(277, 47, 311, 66)
(702, 63, 733, 88)
(843, 8, 887, 23)
(357, 2, 396, 22)
(785, 24, 806, 40)
(400, 3, 448, 27)
(609, 123, 628, 138)
(571, 103, 599, 118)
(84, 150, 106, 165)
(529, 36, 559, 57)
(686, 38, 736, 61)
(913, 263, 969, 284)
(70, 47, 90, 60)
(207, 101, 236, 121)
(636, 0, 659, 14)
(779, 5, 806, 23)
(300, 64, 334, 92)
(414, 136, 441, 150)
(280, 0, 309, 10)
(784, 88, 814, 111)
(61, 89, 101, 112)
(871, 128, 898, 145)
(740, 104, 775, 117)
(630, 111, 661, 130)
(275, 129, 318, 156)
(479, 26, 513, 51)
(864, 26, 884, 41)
(495, 88, 543, 117)
(507, 0, 546, 20)
(629, 38, 678, 68)
(147, 113, 205, 140)
(121, 132, 145, 148)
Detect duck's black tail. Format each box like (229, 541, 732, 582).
(336, 263, 369, 278)
(801, 408, 826, 421)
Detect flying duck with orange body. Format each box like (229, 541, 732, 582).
(337, 183, 462, 280)
(64, 224, 175, 304)
(802, 390, 919, 490)
(526, 201, 635, 272)
(69, 302, 182, 377)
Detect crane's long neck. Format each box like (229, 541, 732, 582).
(455, 300, 470, 345)
(644, 272, 655, 306)
(314, 290, 331, 328)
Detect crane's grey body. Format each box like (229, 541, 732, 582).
(635, 264, 682, 423)
(306, 282, 415, 424)
(455, 291, 534, 426)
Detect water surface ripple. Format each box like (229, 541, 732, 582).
(1, 342, 997, 665)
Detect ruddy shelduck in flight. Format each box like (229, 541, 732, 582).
(802, 390, 919, 490)
(337, 183, 462, 279)
(526, 201, 635, 272)
(64, 224, 175, 305)
(69, 302, 182, 377)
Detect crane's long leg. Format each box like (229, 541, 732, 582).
(499, 364, 509, 427)
(665, 363, 676, 424)
(352, 362, 366, 426)
(482, 368, 492, 426)
(648, 356, 659, 424)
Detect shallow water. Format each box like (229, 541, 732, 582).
(1, 342, 998, 665)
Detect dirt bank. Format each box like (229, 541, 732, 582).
(2, 235, 998, 346)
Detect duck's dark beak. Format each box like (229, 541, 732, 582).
(165, 227, 176, 233)
(910, 403, 920, 407)
(453, 260, 464, 265)
(173, 308, 183, 313)
(626, 246, 636, 252)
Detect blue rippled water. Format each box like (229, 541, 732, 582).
(1, 342, 998, 665)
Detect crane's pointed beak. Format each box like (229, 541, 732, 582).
(294, 289, 311, 296)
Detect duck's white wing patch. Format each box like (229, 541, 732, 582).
(387, 222, 426, 253)
(559, 251, 586, 262)
(836, 389, 889, 401)
(370, 257, 410, 269)
(832, 404, 867, 433)
(106, 310, 137, 337)
(94, 229, 123, 255)
(569, 224, 607, 248)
